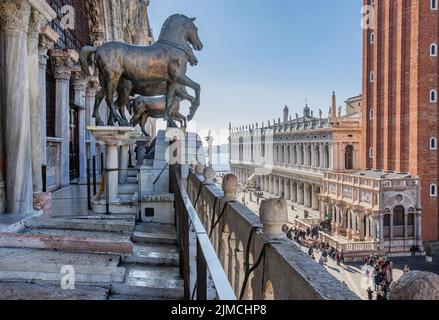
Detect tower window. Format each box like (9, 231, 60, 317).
(430, 89, 437, 103)
(431, 184, 438, 197)
(431, 0, 438, 10)
(369, 147, 374, 159)
(431, 44, 438, 56)
(370, 32, 375, 44)
(370, 109, 374, 120)
(369, 71, 375, 82)
(431, 138, 438, 150)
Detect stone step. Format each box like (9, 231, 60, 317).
(123, 243, 179, 266)
(25, 217, 135, 234)
(0, 230, 133, 255)
(128, 171, 138, 178)
(132, 223, 177, 245)
(0, 282, 109, 300)
(111, 264, 184, 299)
(0, 248, 125, 284)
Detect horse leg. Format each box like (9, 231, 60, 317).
(104, 77, 126, 126)
(173, 75, 201, 121)
(93, 88, 105, 126)
(115, 85, 131, 124)
(165, 82, 178, 128)
(176, 112, 187, 129)
(140, 113, 150, 137)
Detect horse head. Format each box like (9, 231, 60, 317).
(160, 14, 204, 51)
(187, 17, 203, 51)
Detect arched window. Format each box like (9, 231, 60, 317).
(431, 43, 438, 56)
(345, 145, 354, 170)
(370, 32, 375, 44)
(407, 208, 415, 238)
(383, 209, 391, 240)
(370, 71, 375, 82)
(393, 205, 405, 238)
(370, 109, 374, 120)
(369, 147, 374, 159)
(430, 89, 437, 103)
(430, 184, 438, 197)
(430, 137, 437, 150)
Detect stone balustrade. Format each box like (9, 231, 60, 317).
(187, 172, 358, 300)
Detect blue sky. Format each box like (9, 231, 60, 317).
(149, 0, 363, 143)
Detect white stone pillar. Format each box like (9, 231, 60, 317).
(304, 183, 311, 208)
(0, 1, 33, 213)
(71, 67, 88, 182)
(290, 180, 297, 202)
(50, 49, 74, 187)
(28, 9, 46, 195)
(88, 127, 135, 202)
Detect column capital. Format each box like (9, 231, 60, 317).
(0, 0, 31, 35)
(50, 49, 74, 80)
(86, 77, 101, 97)
(38, 26, 59, 67)
(71, 66, 89, 92)
(27, 8, 45, 41)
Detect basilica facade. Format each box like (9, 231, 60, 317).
(0, 0, 154, 214)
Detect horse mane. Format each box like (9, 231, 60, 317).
(161, 14, 192, 30)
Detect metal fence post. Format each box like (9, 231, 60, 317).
(92, 155, 97, 196)
(197, 239, 207, 300)
(86, 158, 91, 210)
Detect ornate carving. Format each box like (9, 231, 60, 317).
(0, 0, 31, 35)
(71, 69, 88, 92)
(28, 9, 45, 40)
(342, 187, 353, 199)
(329, 184, 337, 195)
(360, 191, 372, 204)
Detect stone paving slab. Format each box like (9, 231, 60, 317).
(0, 282, 109, 300)
(111, 264, 184, 299)
(124, 243, 179, 266)
(0, 248, 120, 268)
(0, 231, 133, 255)
(25, 217, 135, 233)
(133, 223, 177, 245)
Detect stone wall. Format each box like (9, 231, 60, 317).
(187, 172, 358, 300)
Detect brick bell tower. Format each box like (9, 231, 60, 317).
(360, 0, 439, 242)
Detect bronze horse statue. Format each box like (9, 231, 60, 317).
(129, 95, 186, 137)
(80, 14, 203, 127)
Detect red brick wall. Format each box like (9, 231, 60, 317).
(361, 0, 439, 241)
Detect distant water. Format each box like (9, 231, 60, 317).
(205, 151, 230, 173)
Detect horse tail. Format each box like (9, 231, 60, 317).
(79, 46, 97, 77)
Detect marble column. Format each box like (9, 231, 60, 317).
(38, 27, 58, 166)
(284, 178, 290, 200)
(85, 78, 99, 160)
(297, 182, 304, 205)
(71, 67, 88, 182)
(50, 49, 74, 187)
(28, 9, 46, 195)
(290, 180, 297, 202)
(311, 184, 319, 210)
(0, 1, 33, 213)
(88, 127, 135, 202)
(304, 183, 311, 208)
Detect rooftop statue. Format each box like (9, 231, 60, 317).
(80, 14, 203, 128)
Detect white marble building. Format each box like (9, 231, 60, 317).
(230, 92, 423, 256)
(230, 93, 361, 214)
(0, 0, 154, 214)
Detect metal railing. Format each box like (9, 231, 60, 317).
(171, 166, 236, 300)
